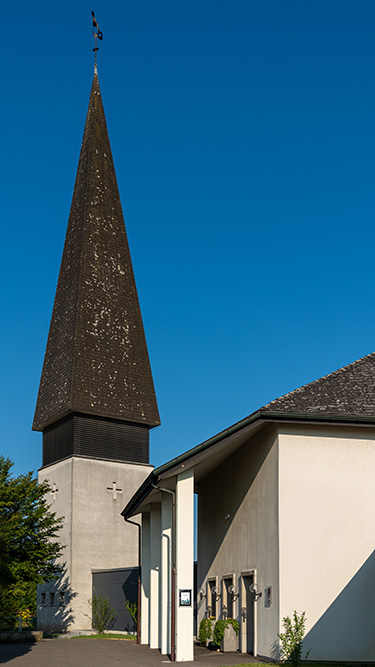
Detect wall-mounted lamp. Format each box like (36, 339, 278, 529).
(249, 582, 262, 602)
(228, 584, 239, 600)
(198, 589, 206, 601)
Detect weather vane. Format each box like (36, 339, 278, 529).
(92, 11, 103, 66)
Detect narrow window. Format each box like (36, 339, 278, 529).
(59, 592, 65, 606)
(41, 592, 46, 605)
(49, 592, 55, 606)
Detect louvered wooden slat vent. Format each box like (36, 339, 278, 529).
(42, 414, 149, 467)
(43, 415, 75, 466)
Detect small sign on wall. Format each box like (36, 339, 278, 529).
(265, 586, 272, 607)
(179, 589, 192, 606)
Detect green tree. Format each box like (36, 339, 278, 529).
(0, 456, 64, 617)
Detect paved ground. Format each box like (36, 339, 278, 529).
(0, 638, 265, 666)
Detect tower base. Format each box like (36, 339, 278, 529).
(37, 456, 152, 631)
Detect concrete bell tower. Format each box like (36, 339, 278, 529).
(33, 65, 160, 630)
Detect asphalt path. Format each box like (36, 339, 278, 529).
(0, 638, 264, 666)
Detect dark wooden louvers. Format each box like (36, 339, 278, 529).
(43, 414, 149, 467)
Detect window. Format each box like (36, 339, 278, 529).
(59, 592, 65, 606)
(41, 592, 46, 605)
(49, 592, 55, 606)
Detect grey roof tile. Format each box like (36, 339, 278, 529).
(259, 352, 375, 418)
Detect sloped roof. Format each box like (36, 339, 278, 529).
(258, 352, 375, 418)
(33, 68, 160, 431)
(123, 352, 375, 518)
(124, 352, 375, 518)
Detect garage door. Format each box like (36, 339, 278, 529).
(92, 567, 138, 632)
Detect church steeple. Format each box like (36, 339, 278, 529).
(33, 68, 160, 466)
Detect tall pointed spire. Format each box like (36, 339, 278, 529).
(33, 69, 160, 458)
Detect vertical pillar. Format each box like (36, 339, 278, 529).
(176, 468, 194, 662)
(149, 503, 161, 649)
(140, 513, 150, 645)
(161, 494, 172, 655)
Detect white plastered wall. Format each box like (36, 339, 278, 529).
(278, 424, 375, 661)
(141, 512, 151, 645)
(38, 456, 152, 630)
(161, 494, 172, 655)
(197, 425, 279, 659)
(176, 468, 194, 662)
(149, 503, 161, 649)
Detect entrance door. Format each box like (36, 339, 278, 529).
(207, 579, 217, 619)
(241, 574, 254, 654)
(222, 577, 234, 619)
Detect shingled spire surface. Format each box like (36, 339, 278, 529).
(33, 69, 160, 436)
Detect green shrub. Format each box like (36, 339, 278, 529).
(90, 595, 116, 634)
(198, 618, 212, 645)
(278, 610, 311, 666)
(213, 618, 240, 646)
(125, 600, 137, 630)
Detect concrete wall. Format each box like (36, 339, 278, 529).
(37, 458, 74, 633)
(278, 424, 375, 662)
(197, 425, 279, 659)
(38, 456, 152, 631)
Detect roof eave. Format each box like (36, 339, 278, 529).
(122, 409, 375, 519)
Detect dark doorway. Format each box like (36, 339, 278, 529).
(223, 576, 234, 619)
(207, 579, 217, 618)
(241, 574, 254, 654)
(92, 567, 138, 632)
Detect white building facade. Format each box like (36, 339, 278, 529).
(123, 352, 375, 661)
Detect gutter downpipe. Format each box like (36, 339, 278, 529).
(152, 483, 176, 662)
(124, 517, 142, 644)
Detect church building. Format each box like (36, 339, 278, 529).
(32, 40, 375, 661)
(123, 353, 375, 662)
(34, 65, 160, 631)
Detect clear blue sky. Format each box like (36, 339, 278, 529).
(2, 1, 375, 477)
